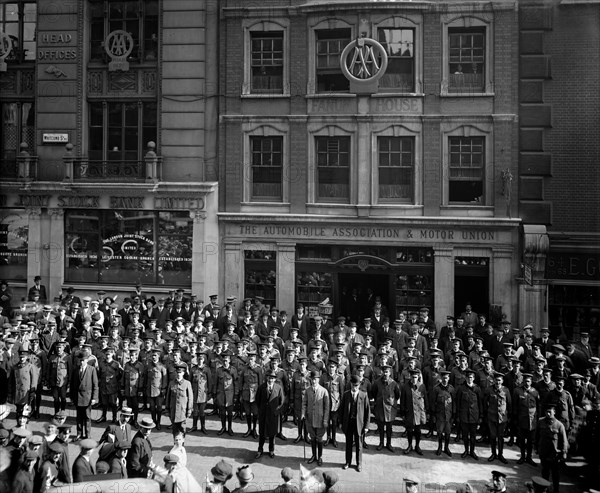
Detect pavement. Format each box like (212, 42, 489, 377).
(5, 397, 593, 492)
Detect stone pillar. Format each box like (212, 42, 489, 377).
(190, 210, 208, 297)
(26, 207, 42, 288)
(518, 225, 550, 335)
(433, 247, 454, 327)
(491, 247, 514, 321)
(224, 241, 243, 303)
(276, 242, 296, 311)
(356, 99, 371, 216)
(47, 208, 65, 301)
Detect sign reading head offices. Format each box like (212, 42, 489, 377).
(340, 36, 388, 94)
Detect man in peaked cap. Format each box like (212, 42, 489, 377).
(302, 369, 330, 466)
(536, 403, 568, 492)
(72, 438, 97, 482)
(166, 363, 193, 438)
(340, 374, 370, 471)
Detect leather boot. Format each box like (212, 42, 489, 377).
(200, 416, 208, 435)
(307, 440, 317, 463)
(317, 442, 323, 466)
(227, 415, 234, 436)
(243, 416, 252, 437)
(436, 436, 443, 456)
(444, 435, 453, 457)
(190, 417, 198, 433)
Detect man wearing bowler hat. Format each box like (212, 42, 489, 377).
(340, 374, 370, 471)
(256, 369, 286, 459)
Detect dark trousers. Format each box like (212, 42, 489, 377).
(126, 395, 140, 423)
(76, 405, 91, 438)
(461, 422, 478, 452)
(149, 396, 164, 426)
(377, 420, 393, 445)
(489, 421, 506, 456)
(541, 457, 561, 492)
(258, 434, 275, 453)
(52, 385, 68, 413)
(345, 421, 362, 466)
(518, 428, 535, 458)
(172, 421, 186, 437)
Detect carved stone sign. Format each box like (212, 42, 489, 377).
(105, 30, 134, 72)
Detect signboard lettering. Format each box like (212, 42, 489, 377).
(16, 194, 50, 207)
(547, 252, 600, 281)
(57, 195, 100, 208)
(43, 133, 69, 143)
(154, 197, 205, 210)
(109, 196, 145, 209)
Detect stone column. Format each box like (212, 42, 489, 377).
(356, 106, 371, 216)
(26, 207, 42, 286)
(224, 241, 243, 303)
(491, 247, 514, 322)
(190, 210, 208, 298)
(518, 225, 550, 336)
(47, 208, 65, 301)
(433, 247, 454, 326)
(276, 242, 296, 311)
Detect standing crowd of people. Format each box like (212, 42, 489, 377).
(0, 279, 599, 492)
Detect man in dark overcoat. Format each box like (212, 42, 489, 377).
(255, 370, 286, 459)
(340, 374, 370, 471)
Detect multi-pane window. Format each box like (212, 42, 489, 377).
(316, 29, 350, 93)
(0, 2, 36, 63)
(449, 136, 485, 203)
(378, 137, 414, 202)
(1, 102, 34, 161)
(251, 32, 283, 93)
(90, 0, 159, 62)
(0, 209, 28, 281)
(316, 136, 350, 202)
(378, 28, 414, 92)
(65, 210, 192, 286)
(449, 28, 485, 92)
(89, 102, 157, 162)
(250, 136, 283, 201)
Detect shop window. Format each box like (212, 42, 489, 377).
(395, 274, 433, 317)
(89, 101, 157, 163)
(250, 136, 283, 201)
(549, 285, 600, 344)
(65, 210, 192, 286)
(0, 2, 36, 63)
(448, 136, 484, 204)
(251, 31, 283, 93)
(316, 28, 350, 93)
(244, 250, 276, 308)
(396, 247, 433, 264)
(1, 102, 35, 163)
(0, 209, 28, 281)
(90, 0, 158, 63)
(448, 27, 485, 93)
(377, 28, 414, 92)
(378, 136, 414, 202)
(297, 245, 332, 261)
(296, 270, 333, 318)
(315, 136, 350, 202)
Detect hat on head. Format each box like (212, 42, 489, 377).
(211, 460, 233, 482)
(48, 442, 64, 454)
(139, 417, 156, 429)
(404, 477, 420, 486)
(266, 369, 277, 378)
(530, 476, 551, 492)
(120, 406, 134, 416)
(570, 373, 584, 380)
(116, 440, 132, 450)
(309, 370, 320, 379)
(12, 428, 32, 438)
(29, 434, 44, 446)
(492, 470, 507, 479)
(236, 465, 254, 482)
(589, 357, 600, 365)
(164, 453, 179, 464)
(80, 438, 97, 450)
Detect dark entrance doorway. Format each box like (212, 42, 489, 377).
(454, 257, 489, 319)
(338, 272, 390, 323)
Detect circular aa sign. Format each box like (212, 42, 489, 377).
(0, 32, 12, 60)
(340, 37, 388, 83)
(104, 29, 134, 59)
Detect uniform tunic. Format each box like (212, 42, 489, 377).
(320, 372, 345, 413)
(122, 360, 145, 398)
(371, 377, 400, 423)
(98, 360, 123, 404)
(214, 366, 238, 407)
(401, 382, 428, 426)
(430, 383, 455, 433)
(513, 386, 539, 431)
(10, 361, 36, 405)
(190, 364, 213, 405)
(291, 370, 311, 417)
(166, 378, 193, 423)
(456, 383, 483, 424)
(146, 362, 168, 397)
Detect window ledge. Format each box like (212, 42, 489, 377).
(241, 94, 290, 99)
(241, 202, 291, 206)
(372, 93, 425, 98)
(440, 205, 494, 217)
(440, 93, 495, 98)
(305, 94, 356, 99)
